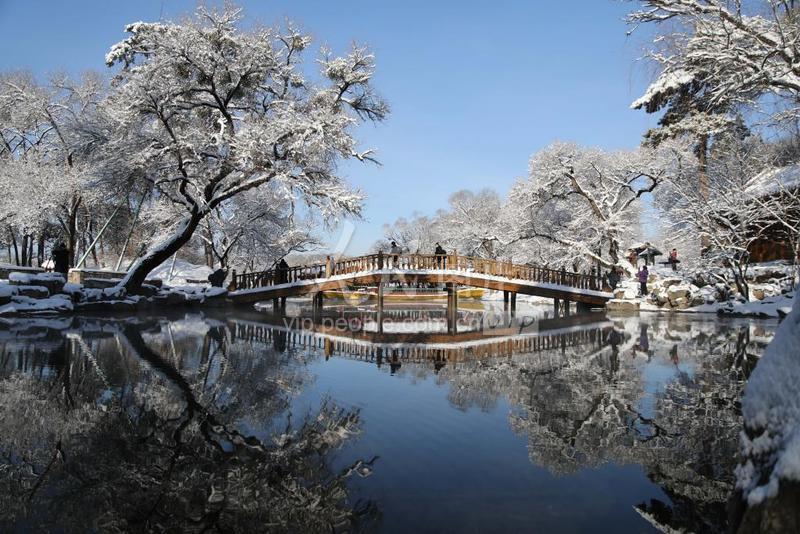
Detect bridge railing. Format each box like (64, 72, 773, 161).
(231, 252, 607, 292)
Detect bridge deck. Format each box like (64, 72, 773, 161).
(229, 253, 613, 306)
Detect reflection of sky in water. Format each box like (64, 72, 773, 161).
(291, 357, 670, 533)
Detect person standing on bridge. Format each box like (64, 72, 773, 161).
(637, 265, 649, 297)
(277, 258, 289, 284)
(434, 242, 446, 268)
(389, 241, 401, 267)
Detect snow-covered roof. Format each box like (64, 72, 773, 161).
(745, 163, 800, 198)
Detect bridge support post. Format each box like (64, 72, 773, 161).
(312, 292, 323, 314)
(503, 290, 509, 311)
(377, 282, 384, 334)
(576, 301, 592, 314)
(553, 298, 561, 317)
(564, 300, 570, 317)
(273, 298, 279, 311)
(446, 283, 458, 335)
(510, 292, 517, 316)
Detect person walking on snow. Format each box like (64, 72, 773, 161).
(637, 265, 649, 297)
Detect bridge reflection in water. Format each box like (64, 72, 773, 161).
(228, 308, 614, 374)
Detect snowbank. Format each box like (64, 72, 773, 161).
(0, 294, 73, 315)
(736, 297, 800, 505)
(149, 259, 213, 285)
(686, 292, 794, 319)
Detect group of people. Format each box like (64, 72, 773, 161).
(388, 241, 448, 267)
(607, 247, 680, 297)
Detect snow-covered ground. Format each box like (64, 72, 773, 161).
(607, 261, 796, 319)
(149, 259, 213, 285)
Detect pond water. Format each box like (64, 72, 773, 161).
(0, 302, 778, 532)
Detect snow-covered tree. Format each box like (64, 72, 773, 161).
(436, 189, 504, 258)
(375, 212, 442, 253)
(629, 1, 800, 124)
(629, 1, 800, 254)
(199, 183, 318, 272)
(100, 5, 386, 292)
(0, 72, 104, 266)
(657, 133, 778, 298)
(506, 142, 688, 270)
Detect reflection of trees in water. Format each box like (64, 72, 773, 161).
(436, 316, 774, 533)
(0, 316, 374, 532)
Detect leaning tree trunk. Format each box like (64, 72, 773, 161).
(119, 214, 203, 294)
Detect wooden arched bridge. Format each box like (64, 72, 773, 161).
(229, 252, 612, 313)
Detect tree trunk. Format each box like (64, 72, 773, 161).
(205, 241, 215, 269)
(20, 234, 28, 267)
(67, 196, 81, 268)
(37, 234, 45, 268)
(697, 134, 711, 254)
(9, 228, 19, 266)
(119, 214, 203, 293)
(27, 236, 34, 267)
(89, 218, 100, 267)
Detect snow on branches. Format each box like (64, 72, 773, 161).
(100, 4, 387, 291)
(630, 0, 800, 129)
(506, 142, 690, 270)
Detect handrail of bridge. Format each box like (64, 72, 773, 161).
(230, 252, 607, 292)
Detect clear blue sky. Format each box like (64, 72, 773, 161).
(0, 0, 658, 254)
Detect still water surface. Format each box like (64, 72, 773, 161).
(0, 303, 777, 532)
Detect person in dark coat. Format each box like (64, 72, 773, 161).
(434, 242, 446, 268)
(277, 258, 289, 284)
(607, 268, 620, 290)
(51, 241, 69, 275)
(208, 268, 227, 287)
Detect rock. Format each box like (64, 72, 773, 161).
(613, 288, 626, 299)
(734, 480, 800, 534)
(752, 288, 766, 301)
(690, 294, 706, 307)
(137, 284, 160, 298)
(151, 291, 188, 306)
(9, 272, 65, 294)
(75, 299, 137, 313)
(659, 277, 683, 289)
(673, 296, 690, 309)
(16, 285, 49, 299)
(606, 299, 640, 312)
(667, 285, 691, 306)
